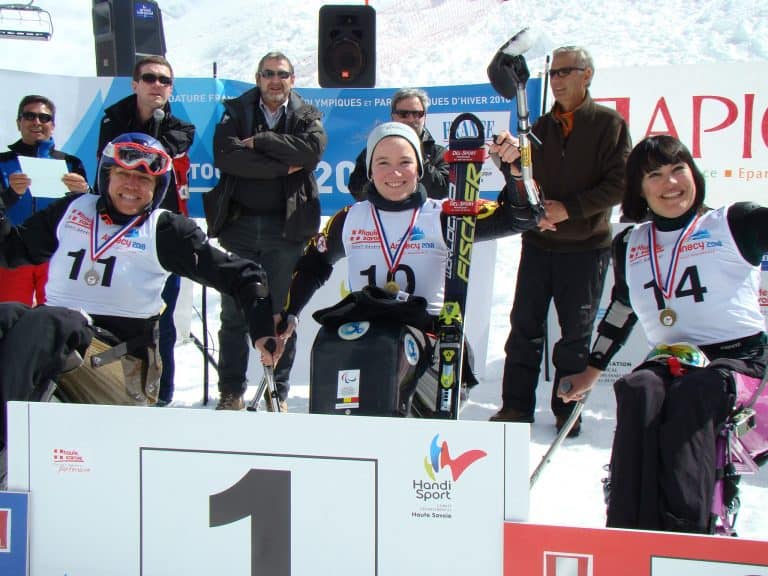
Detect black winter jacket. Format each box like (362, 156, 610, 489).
(97, 94, 196, 213)
(206, 87, 327, 241)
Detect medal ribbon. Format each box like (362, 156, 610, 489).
(90, 212, 145, 263)
(370, 205, 420, 278)
(648, 214, 700, 300)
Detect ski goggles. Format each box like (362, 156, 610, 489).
(645, 342, 709, 368)
(103, 141, 172, 176)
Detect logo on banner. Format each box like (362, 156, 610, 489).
(52, 448, 91, 474)
(410, 434, 486, 520)
(544, 552, 594, 576)
(0, 508, 9, 551)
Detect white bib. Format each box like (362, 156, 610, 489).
(46, 195, 169, 318)
(342, 199, 449, 314)
(626, 206, 765, 347)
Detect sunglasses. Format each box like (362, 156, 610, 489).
(20, 111, 54, 123)
(548, 66, 586, 79)
(394, 110, 425, 119)
(260, 69, 292, 79)
(645, 342, 709, 368)
(103, 141, 172, 175)
(140, 72, 173, 86)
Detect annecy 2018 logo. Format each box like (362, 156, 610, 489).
(413, 434, 486, 502)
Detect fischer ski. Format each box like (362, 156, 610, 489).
(433, 112, 487, 419)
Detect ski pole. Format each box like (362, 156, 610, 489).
(246, 338, 280, 412)
(529, 381, 588, 489)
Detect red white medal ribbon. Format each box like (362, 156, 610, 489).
(648, 214, 700, 300)
(370, 205, 420, 277)
(90, 213, 145, 263)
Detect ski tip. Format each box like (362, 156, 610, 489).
(500, 27, 538, 57)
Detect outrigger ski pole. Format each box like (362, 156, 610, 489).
(246, 339, 281, 412)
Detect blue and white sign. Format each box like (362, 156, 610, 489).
(0, 491, 29, 576)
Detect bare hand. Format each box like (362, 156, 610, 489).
(274, 312, 298, 340)
(557, 366, 602, 403)
(287, 165, 303, 174)
(253, 336, 284, 366)
(543, 199, 569, 224)
(488, 131, 521, 175)
(234, 136, 255, 149)
(62, 172, 90, 193)
(8, 172, 31, 196)
(537, 215, 558, 232)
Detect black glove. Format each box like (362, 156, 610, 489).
(487, 46, 531, 100)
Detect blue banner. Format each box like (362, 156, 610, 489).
(62, 79, 541, 218)
(0, 491, 29, 576)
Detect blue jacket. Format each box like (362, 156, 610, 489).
(0, 138, 88, 224)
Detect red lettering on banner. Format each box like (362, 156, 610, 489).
(692, 95, 738, 157)
(0, 508, 8, 551)
(645, 97, 680, 139)
(744, 93, 754, 159)
(763, 105, 768, 151)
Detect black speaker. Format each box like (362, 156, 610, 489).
(92, 0, 166, 77)
(318, 5, 376, 88)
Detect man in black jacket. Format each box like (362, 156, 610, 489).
(347, 87, 448, 201)
(206, 51, 327, 411)
(98, 55, 196, 407)
(0, 95, 89, 306)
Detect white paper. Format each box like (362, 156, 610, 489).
(16, 156, 69, 199)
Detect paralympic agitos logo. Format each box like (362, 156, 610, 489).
(412, 434, 486, 502)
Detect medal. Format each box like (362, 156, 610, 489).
(370, 205, 420, 294)
(84, 269, 101, 286)
(659, 308, 677, 327)
(384, 280, 400, 295)
(648, 214, 700, 327)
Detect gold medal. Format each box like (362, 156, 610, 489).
(384, 280, 400, 296)
(659, 308, 677, 327)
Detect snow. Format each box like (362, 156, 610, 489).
(1, 0, 766, 538)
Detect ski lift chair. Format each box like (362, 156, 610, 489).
(710, 367, 768, 535)
(0, 2, 54, 41)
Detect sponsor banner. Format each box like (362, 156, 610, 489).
(7, 401, 528, 576)
(0, 70, 537, 218)
(1, 62, 765, 220)
(0, 491, 29, 576)
(504, 522, 768, 576)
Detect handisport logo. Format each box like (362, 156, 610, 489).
(413, 434, 486, 503)
(423, 434, 486, 481)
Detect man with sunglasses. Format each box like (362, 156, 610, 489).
(0, 132, 277, 410)
(347, 87, 449, 201)
(0, 94, 90, 307)
(487, 46, 631, 437)
(97, 55, 196, 407)
(205, 50, 327, 411)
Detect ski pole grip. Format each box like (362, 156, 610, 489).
(265, 338, 277, 354)
(559, 380, 573, 394)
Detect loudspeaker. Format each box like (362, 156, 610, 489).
(318, 5, 376, 88)
(92, 0, 166, 77)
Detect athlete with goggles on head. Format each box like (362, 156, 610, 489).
(0, 133, 279, 409)
(559, 135, 768, 534)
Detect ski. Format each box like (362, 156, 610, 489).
(433, 112, 487, 419)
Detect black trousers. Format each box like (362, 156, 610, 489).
(606, 352, 767, 532)
(501, 241, 610, 418)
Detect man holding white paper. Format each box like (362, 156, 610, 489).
(0, 95, 89, 306)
